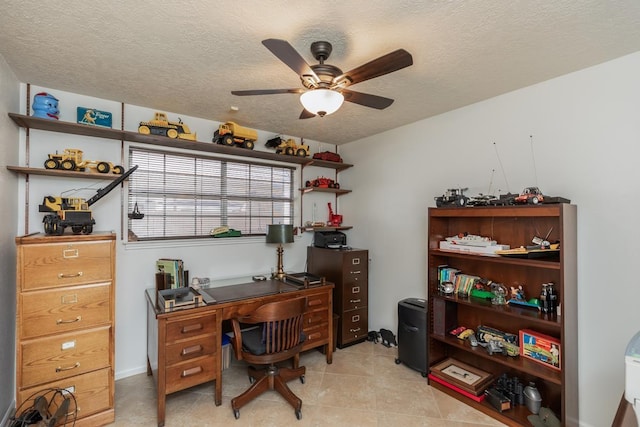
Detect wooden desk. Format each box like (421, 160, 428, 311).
(146, 280, 334, 427)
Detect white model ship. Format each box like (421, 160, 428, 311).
(445, 233, 497, 247)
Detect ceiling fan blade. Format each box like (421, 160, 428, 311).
(342, 89, 394, 109)
(231, 89, 304, 96)
(262, 39, 319, 81)
(299, 109, 315, 119)
(334, 49, 413, 86)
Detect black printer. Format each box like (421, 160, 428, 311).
(313, 231, 347, 248)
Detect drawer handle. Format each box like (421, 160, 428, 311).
(308, 298, 322, 307)
(350, 299, 361, 304)
(57, 316, 82, 325)
(58, 272, 83, 279)
(350, 328, 361, 333)
(181, 366, 203, 378)
(181, 323, 203, 334)
(56, 362, 80, 372)
(350, 270, 361, 274)
(307, 332, 321, 340)
(182, 345, 203, 356)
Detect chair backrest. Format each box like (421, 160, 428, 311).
(231, 297, 307, 363)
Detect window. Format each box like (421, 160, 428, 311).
(127, 148, 294, 241)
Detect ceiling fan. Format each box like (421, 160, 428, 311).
(231, 39, 413, 118)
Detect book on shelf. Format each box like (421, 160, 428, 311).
(439, 241, 510, 255)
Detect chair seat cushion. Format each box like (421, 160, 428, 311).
(242, 326, 306, 356)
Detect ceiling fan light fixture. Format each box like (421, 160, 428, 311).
(300, 89, 344, 117)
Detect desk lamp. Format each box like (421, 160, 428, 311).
(266, 224, 294, 280)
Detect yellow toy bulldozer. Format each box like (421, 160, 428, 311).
(138, 112, 197, 141)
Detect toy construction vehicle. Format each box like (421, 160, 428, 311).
(265, 136, 309, 157)
(44, 148, 124, 174)
(138, 112, 197, 141)
(39, 165, 138, 235)
(305, 177, 340, 189)
(212, 121, 257, 149)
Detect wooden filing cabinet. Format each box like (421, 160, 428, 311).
(307, 247, 369, 348)
(15, 232, 116, 427)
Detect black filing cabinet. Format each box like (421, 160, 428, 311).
(396, 298, 428, 376)
(307, 247, 368, 348)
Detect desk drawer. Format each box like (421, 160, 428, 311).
(340, 308, 368, 344)
(20, 283, 111, 339)
(166, 313, 217, 343)
(165, 355, 216, 394)
(303, 323, 329, 349)
(306, 291, 330, 310)
(18, 367, 112, 419)
(20, 241, 113, 291)
(21, 327, 110, 388)
(165, 336, 217, 365)
(304, 309, 328, 329)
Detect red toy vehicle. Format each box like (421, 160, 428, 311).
(305, 177, 340, 189)
(515, 187, 545, 204)
(313, 151, 342, 163)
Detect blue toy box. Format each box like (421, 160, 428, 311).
(77, 107, 112, 128)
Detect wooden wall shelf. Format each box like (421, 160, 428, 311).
(8, 113, 353, 170)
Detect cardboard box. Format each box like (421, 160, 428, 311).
(519, 329, 561, 370)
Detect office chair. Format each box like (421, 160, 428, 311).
(230, 297, 307, 420)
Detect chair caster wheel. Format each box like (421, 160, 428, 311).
(295, 409, 302, 420)
(395, 358, 401, 365)
(300, 375, 305, 384)
(234, 409, 240, 419)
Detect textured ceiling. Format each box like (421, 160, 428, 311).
(1, 1, 640, 145)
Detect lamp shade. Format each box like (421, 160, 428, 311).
(300, 89, 344, 117)
(266, 224, 294, 244)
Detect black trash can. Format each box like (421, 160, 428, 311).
(395, 298, 428, 376)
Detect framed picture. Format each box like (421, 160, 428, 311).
(519, 329, 561, 370)
(430, 357, 494, 395)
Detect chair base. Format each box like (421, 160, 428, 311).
(231, 363, 305, 419)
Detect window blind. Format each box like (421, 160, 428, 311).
(127, 148, 294, 241)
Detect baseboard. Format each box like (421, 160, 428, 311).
(115, 365, 148, 381)
(1, 400, 16, 427)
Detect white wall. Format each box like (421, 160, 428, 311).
(340, 51, 640, 427)
(14, 86, 337, 379)
(0, 53, 20, 424)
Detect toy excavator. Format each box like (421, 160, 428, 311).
(327, 202, 343, 226)
(39, 165, 138, 235)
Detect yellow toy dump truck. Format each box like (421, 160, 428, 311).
(212, 121, 257, 149)
(265, 136, 309, 157)
(39, 165, 138, 235)
(44, 148, 124, 174)
(138, 112, 197, 141)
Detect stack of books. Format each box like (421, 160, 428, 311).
(439, 240, 510, 255)
(156, 258, 186, 289)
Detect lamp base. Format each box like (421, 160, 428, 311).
(272, 244, 286, 281)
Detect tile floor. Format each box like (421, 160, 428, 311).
(108, 341, 507, 426)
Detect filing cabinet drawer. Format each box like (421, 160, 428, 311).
(165, 336, 217, 365)
(165, 355, 217, 394)
(20, 283, 111, 339)
(342, 283, 368, 311)
(21, 326, 111, 388)
(18, 368, 112, 418)
(340, 308, 368, 344)
(20, 241, 113, 291)
(166, 313, 217, 343)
